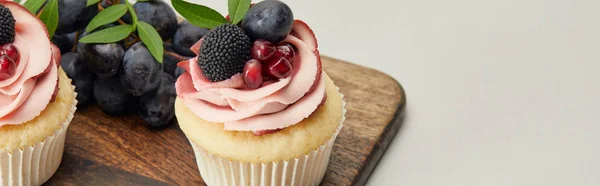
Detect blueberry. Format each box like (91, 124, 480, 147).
(174, 66, 185, 78)
(60, 52, 95, 106)
(51, 32, 76, 54)
(77, 31, 124, 77)
(133, 1, 178, 39)
(93, 75, 131, 116)
(120, 42, 162, 96)
(242, 0, 294, 44)
(56, 0, 98, 35)
(173, 20, 209, 56)
(138, 72, 176, 128)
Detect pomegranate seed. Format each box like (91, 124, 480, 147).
(0, 44, 19, 65)
(243, 59, 263, 89)
(0, 55, 16, 81)
(266, 57, 293, 79)
(251, 40, 276, 61)
(275, 43, 295, 64)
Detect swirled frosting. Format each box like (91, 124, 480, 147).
(176, 20, 325, 132)
(0, 2, 59, 126)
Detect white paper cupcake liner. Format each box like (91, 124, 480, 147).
(188, 90, 346, 186)
(0, 88, 77, 186)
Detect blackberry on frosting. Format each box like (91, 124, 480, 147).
(0, 4, 15, 45)
(198, 23, 252, 82)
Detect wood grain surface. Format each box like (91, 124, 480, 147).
(43, 56, 406, 186)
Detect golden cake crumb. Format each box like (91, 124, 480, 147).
(0, 68, 76, 153)
(177, 74, 343, 163)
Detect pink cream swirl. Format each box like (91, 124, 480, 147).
(176, 20, 325, 132)
(0, 2, 59, 126)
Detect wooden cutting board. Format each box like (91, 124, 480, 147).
(43, 56, 406, 186)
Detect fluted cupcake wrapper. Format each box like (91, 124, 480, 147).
(188, 91, 346, 186)
(0, 88, 77, 186)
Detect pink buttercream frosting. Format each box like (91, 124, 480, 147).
(176, 20, 325, 132)
(0, 2, 59, 126)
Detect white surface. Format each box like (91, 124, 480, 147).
(168, 0, 600, 185)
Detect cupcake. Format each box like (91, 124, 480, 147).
(0, 2, 76, 185)
(175, 0, 344, 185)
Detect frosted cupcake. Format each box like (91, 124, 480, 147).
(0, 2, 76, 185)
(174, 0, 344, 185)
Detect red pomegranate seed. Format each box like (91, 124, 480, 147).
(275, 43, 295, 64)
(251, 40, 276, 61)
(243, 59, 263, 89)
(266, 57, 293, 79)
(0, 44, 19, 65)
(0, 55, 17, 81)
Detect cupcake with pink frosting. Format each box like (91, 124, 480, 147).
(0, 2, 76, 185)
(174, 0, 344, 185)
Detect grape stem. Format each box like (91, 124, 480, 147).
(124, 35, 140, 48)
(71, 31, 80, 52)
(164, 51, 188, 61)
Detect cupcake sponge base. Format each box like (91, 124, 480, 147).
(176, 73, 344, 163)
(0, 68, 76, 153)
(0, 68, 77, 186)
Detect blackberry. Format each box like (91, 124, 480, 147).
(0, 5, 15, 45)
(199, 24, 252, 82)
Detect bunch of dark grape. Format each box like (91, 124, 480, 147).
(53, 0, 208, 128)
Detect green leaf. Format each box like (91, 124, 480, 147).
(14, 0, 22, 4)
(171, 0, 228, 29)
(136, 21, 164, 63)
(86, 4, 128, 33)
(23, 0, 45, 13)
(38, 0, 59, 38)
(79, 25, 134, 43)
(86, 0, 101, 7)
(125, 0, 138, 27)
(228, 0, 251, 24)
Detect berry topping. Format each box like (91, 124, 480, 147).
(242, 0, 294, 44)
(275, 43, 295, 64)
(251, 40, 276, 61)
(199, 23, 252, 82)
(243, 59, 263, 89)
(266, 56, 293, 79)
(0, 43, 18, 64)
(0, 55, 16, 81)
(0, 5, 15, 45)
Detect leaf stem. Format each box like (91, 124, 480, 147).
(36, 6, 44, 17)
